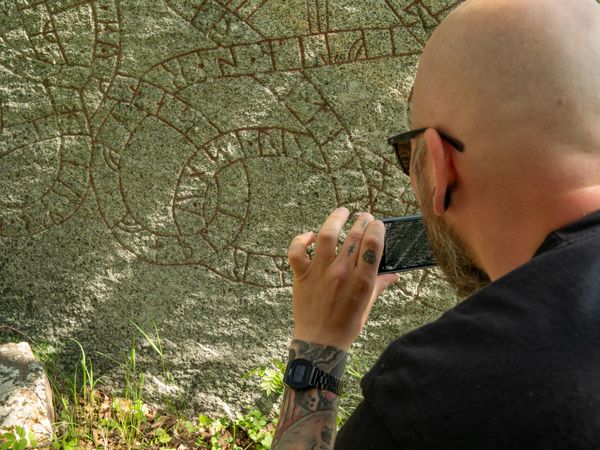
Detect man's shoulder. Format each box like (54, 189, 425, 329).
(364, 225, 600, 391)
(358, 220, 600, 448)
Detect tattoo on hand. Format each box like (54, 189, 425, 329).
(362, 249, 376, 265)
(272, 340, 348, 449)
(347, 242, 356, 256)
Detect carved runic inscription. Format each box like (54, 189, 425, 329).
(1, 0, 459, 292)
(0, 0, 121, 238)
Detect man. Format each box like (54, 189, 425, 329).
(272, 0, 600, 448)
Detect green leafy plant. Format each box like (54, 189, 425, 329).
(233, 410, 274, 449)
(0, 425, 37, 450)
(337, 351, 374, 428)
(1, 324, 376, 449)
(51, 434, 78, 450)
(243, 359, 286, 397)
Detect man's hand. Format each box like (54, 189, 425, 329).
(288, 207, 399, 351)
(272, 208, 398, 449)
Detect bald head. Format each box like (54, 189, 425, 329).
(409, 0, 600, 283)
(412, 0, 600, 165)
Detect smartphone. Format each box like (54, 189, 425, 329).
(377, 214, 437, 274)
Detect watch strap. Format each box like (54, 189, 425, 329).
(311, 366, 344, 395)
(284, 358, 344, 395)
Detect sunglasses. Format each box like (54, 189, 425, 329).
(387, 128, 465, 176)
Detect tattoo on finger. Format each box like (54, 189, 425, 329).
(362, 249, 376, 265)
(347, 242, 356, 256)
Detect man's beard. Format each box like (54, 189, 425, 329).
(414, 148, 491, 298)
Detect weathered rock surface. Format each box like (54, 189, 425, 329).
(0, 342, 54, 446)
(0, 0, 461, 415)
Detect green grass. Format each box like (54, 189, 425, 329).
(0, 325, 373, 449)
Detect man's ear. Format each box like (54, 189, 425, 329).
(423, 128, 457, 216)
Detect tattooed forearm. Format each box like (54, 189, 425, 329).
(289, 339, 348, 378)
(272, 340, 348, 449)
(273, 387, 339, 449)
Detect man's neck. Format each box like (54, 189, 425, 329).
(467, 186, 600, 281)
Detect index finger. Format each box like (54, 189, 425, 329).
(312, 207, 351, 269)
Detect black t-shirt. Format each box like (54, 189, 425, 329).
(335, 209, 600, 449)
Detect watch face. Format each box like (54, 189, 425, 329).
(286, 359, 313, 389)
(291, 364, 307, 382)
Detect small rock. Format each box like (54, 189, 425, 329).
(0, 342, 54, 446)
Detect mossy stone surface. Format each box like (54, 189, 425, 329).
(0, 0, 462, 415)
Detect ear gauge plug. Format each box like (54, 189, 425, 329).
(444, 189, 452, 211)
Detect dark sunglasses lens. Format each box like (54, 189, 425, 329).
(394, 141, 412, 175)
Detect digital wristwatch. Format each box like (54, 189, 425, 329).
(283, 358, 344, 395)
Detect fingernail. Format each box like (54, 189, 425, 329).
(335, 207, 349, 214)
(362, 212, 374, 220)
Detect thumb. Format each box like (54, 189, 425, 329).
(373, 273, 399, 298)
